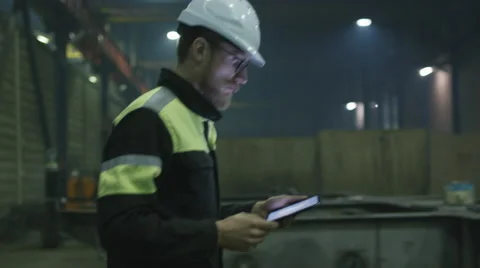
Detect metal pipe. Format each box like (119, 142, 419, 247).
(100, 55, 110, 147)
(14, 27, 23, 205)
(19, 0, 52, 150)
(451, 54, 461, 134)
(54, 32, 68, 182)
(424, 72, 433, 195)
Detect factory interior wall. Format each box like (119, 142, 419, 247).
(0, 18, 125, 213)
(0, 14, 479, 210)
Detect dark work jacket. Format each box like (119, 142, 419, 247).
(96, 69, 254, 268)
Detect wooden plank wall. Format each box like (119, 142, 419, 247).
(217, 137, 317, 197)
(217, 130, 480, 197)
(429, 133, 480, 196)
(317, 131, 385, 195)
(317, 130, 428, 196)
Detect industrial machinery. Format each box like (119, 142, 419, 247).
(222, 196, 480, 268)
(57, 194, 480, 267)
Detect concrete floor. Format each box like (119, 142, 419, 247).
(0, 233, 105, 268)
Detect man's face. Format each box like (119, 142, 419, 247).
(197, 40, 249, 111)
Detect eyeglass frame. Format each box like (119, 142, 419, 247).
(202, 34, 250, 75)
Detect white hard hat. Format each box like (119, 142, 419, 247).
(177, 0, 265, 67)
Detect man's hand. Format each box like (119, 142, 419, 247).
(216, 212, 279, 252)
(251, 195, 308, 227)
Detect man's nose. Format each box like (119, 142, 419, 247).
(234, 68, 248, 85)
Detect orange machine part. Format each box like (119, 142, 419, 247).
(65, 174, 97, 211)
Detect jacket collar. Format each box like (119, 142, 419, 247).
(157, 68, 222, 122)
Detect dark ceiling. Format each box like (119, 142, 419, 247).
(93, 0, 479, 23)
(91, 0, 480, 51)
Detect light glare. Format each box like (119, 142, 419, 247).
(36, 35, 49, 44)
(419, 67, 434, 77)
(166, 31, 180, 41)
(356, 18, 372, 27)
(346, 102, 357, 111)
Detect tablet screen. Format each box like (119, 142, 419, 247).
(266, 195, 319, 221)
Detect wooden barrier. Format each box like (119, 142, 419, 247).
(429, 133, 480, 196)
(216, 130, 480, 198)
(216, 137, 317, 197)
(56, 131, 480, 200)
(317, 130, 428, 195)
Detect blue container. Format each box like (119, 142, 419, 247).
(444, 181, 475, 205)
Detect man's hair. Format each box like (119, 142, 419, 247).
(176, 23, 235, 63)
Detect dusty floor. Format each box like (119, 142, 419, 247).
(0, 233, 105, 268)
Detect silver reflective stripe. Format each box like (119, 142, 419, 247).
(101, 155, 162, 172)
(143, 87, 177, 113)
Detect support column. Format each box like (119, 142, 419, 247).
(451, 52, 461, 134)
(41, 29, 69, 249)
(100, 55, 110, 147)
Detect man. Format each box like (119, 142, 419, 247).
(96, 0, 305, 267)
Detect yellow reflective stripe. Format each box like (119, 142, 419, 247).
(101, 155, 162, 171)
(143, 87, 177, 114)
(161, 98, 209, 153)
(207, 121, 217, 151)
(113, 88, 159, 126)
(98, 155, 162, 197)
(98, 165, 161, 198)
(113, 87, 176, 126)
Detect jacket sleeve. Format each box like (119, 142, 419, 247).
(219, 202, 256, 219)
(97, 108, 218, 262)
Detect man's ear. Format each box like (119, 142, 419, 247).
(190, 37, 209, 63)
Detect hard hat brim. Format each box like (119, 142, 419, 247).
(250, 51, 265, 68)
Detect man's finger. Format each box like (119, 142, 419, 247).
(286, 195, 309, 201)
(249, 228, 267, 238)
(256, 210, 267, 218)
(247, 237, 265, 246)
(276, 195, 309, 206)
(254, 219, 279, 230)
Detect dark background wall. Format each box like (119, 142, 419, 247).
(458, 39, 480, 132)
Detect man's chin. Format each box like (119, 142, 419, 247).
(215, 100, 232, 111)
(216, 103, 230, 111)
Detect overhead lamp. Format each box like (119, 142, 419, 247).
(36, 34, 49, 44)
(356, 18, 372, 27)
(166, 31, 180, 41)
(418, 67, 434, 77)
(345, 102, 357, 111)
(89, 76, 98, 83)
